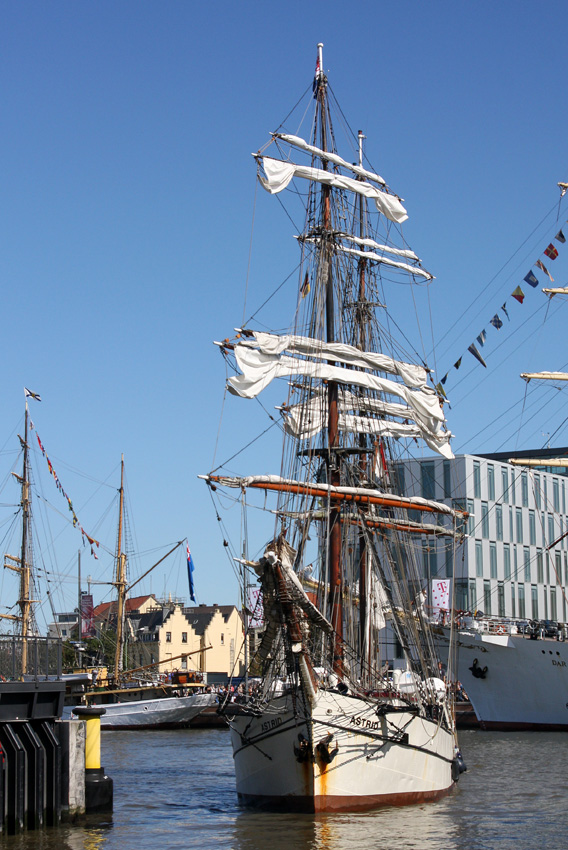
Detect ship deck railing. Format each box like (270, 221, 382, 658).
(0, 635, 63, 681)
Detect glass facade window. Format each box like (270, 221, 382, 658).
(445, 546, 453, 579)
(502, 467, 509, 503)
(469, 579, 477, 612)
(481, 502, 489, 539)
(510, 473, 516, 505)
(565, 552, 568, 585)
(563, 480, 566, 514)
(484, 580, 492, 616)
(524, 547, 531, 582)
(553, 478, 560, 512)
(511, 582, 516, 618)
(421, 462, 436, 500)
(509, 506, 514, 540)
(490, 542, 498, 578)
(548, 514, 555, 546)
(556, 551, 561, 585)
(473, 461, 481, 499)
(546, 552, 550, 585)
(534, 474, 541, 509)
(537, 549, 544, 583)
(393, 463, 405, 494)
(551, 587, 557, 621)
(516, 508, 523, 543)
(518, 583, 525, 619)
(504, 544, 511, 580)
(488, 464, 495, 501)
(467, 499, 475, 536)
(496, 504, 503, 541)
(521, 471, 529, 507)
(456, 579, 468, 611)
(498, 581, 505, 618)
(531, 585, 538, 620)
(529, 510, 536, 546)
(475, 541, 483, 577)
(443, 461, 451, 498)
(452, 499, 467, 535)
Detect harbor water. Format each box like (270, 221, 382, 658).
(2, 726, 567, 850)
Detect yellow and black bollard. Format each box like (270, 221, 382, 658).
(72, 706, 113, 813)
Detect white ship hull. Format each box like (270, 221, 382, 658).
(227, 689, 455, 812)
(70, 691, 217, 730)
(437, 629, 568, 730)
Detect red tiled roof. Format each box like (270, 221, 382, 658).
(93, 595, 156, 620)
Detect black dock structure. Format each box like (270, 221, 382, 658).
(0, 635, 110, 834)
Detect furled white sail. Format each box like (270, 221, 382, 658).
(332, 242, 433, 281)
(521, 371, 568, 381)
(333, 233, 419, 261)
(208, 474, 460, 517)
(272, 132, 387, 187)
(258, 157, 408, 224)
(228, 346, 445, 441)
(238, 332, 428, 388)
(281, 395, 453, 458)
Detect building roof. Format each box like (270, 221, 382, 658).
(93, 595, 157, 621)
(183, 604, 238, 636)
(475, 446, 568, 477)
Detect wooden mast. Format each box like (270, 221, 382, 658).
(19, 403, 32, 675)
(113, 454, 127, 676)
(315, 43, 343, 674)
(356, 129, 369, 674)
(0, 402, 36, 676)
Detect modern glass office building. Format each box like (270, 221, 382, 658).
(397, 448, 568, 623)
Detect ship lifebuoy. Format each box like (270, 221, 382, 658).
(495, 625, 506, 635)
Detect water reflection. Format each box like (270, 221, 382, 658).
(230, 796, 464, 850)
(0, 729, 567, 850)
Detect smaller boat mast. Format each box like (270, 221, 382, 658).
(0, 401, 37, 677)
(113, 454, 127, 676)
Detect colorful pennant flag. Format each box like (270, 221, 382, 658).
(24, 388, 41, 402)
(490, 314, 503, 330)
(453, 357, 462, 370)
(501, 302, 509, 320)
(512, 286, 525, 304)
(536, 259, 554, 281)
(476, 330, 487, 347)
(524, 270, 539, 288)
(468, 343, 487, 368)
(440, 373, 449, 385)
(187, 544, 196, 602)
(300, 272, 310, 298)
(544, 243, 559, 260)
(555, 229, 566, 244)
(435, 382, 447, 399)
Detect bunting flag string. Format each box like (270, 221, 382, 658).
(33, 427, 100, 559)
(434, 214, 568, 396)
(536, 259, 554, 282)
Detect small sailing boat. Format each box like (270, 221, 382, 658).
(71, 456, 216, 730)
(202, 44, 465, 811)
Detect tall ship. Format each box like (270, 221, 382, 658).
(201, 45, 466, 811)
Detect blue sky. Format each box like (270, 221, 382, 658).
(2, 1, 568, 622)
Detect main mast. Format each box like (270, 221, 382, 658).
(113, 454, 127, 676)
(356, 129, 369, 674)
(314, 43, 343, 673)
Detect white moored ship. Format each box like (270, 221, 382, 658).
(436, 617, 568, 730)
